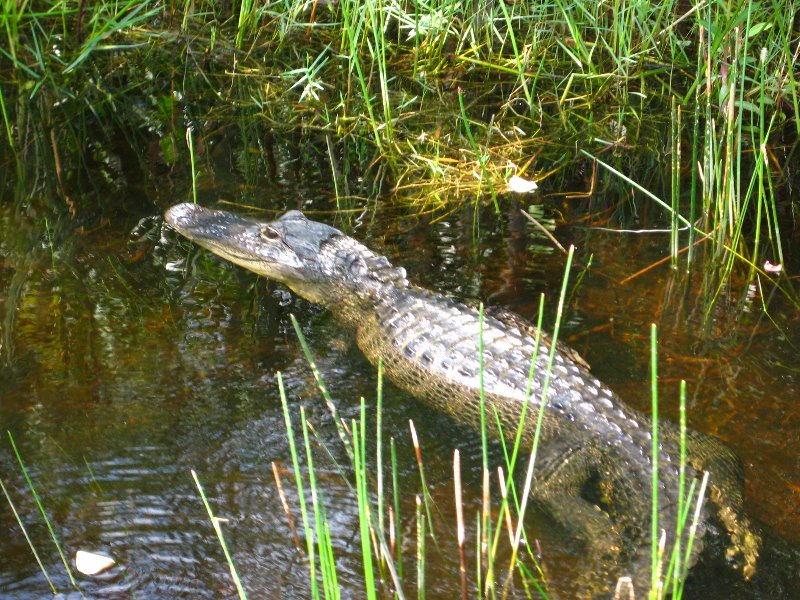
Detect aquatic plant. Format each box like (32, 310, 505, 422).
(271, 253, 705, 599)
(1, 1, 797, 305)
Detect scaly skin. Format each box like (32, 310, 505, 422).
(165, 203, 760, 594)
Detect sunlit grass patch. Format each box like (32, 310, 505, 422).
(1, 0, 797, 294)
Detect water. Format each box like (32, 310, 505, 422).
(1, 155, 799, 598)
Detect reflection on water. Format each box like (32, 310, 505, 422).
(1, 187, 799, 598)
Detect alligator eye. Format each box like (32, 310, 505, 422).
(259, 226, 281, 241)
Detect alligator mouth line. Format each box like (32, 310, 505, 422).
(209, 248, 263, 265)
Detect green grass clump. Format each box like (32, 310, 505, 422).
(272, 251, 706, 599)
(1, 2, 796, 293)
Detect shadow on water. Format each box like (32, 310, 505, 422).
(1, 120, 799, 598)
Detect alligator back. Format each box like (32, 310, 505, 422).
(357, 282, 763, 592)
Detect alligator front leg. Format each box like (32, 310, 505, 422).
(530, 441, 634, 595)
(677, 428, 761, 579)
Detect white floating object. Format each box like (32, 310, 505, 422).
(508, 175, 538, 194)
(764, 260, 782, 274)
(75, 550, 115, 576)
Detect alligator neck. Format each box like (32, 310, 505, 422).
(308, 235, 410, 326)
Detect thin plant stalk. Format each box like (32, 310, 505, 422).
(271, 461, 303, 553)
(649, 324, 661, 597)
(301, 406, 340, 600)
(278, 371, 320, 600)
(490, 292, 545, 561)
(477, 304, 492, 589)
(453, 450, 468, 600)
(352, 403, 377, 600)
(7, 431, 79, 591)
(409, 419, 436, 544)
(186, 126, 197, 205)
(415, 494, 425, 600)
(191, 470, 248, 600)
(390, 436, 403, 583)
(376, 359, 386, 574)
(0, 478, 57, 594)
(290, 314, 354, 461)
(500, 245, 575, 600)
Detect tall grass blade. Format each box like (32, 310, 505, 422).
(415, 494, 425, 600)
(271, 461, 303, 553)
(649, 324, 661, 597)
(352, 401, 377, 600)
(376, 359, 385, 570)
(7, 431, 79, 590)
(501, 245, 575, 600)
(290, 314, 354, 461)
(408, 419, 436, 544)
(301, 406, 339, 600)
(191, 470, 248, 600)
(0, 477, 57, 594)
(278, 371, 320, 600)
(453, 450, 468, 600)
(390, 436, 404, 583)
(186, 126, 197, 205)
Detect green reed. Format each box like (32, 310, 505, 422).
(648, 326, 707, 599)
(0, 475, 58, 594)
(272, 243, 712, 598)
(4, 0, 796, 250)
(278, 330, 403, 598)
(650, 324, 661, 592)
(6, 431, 79, 592)
(499, 246, 576, 599)
(191, 470, 248, 600)
(279, 371, 323, 600)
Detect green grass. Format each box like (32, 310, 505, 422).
(1, 1, 796, 300)
(649, 325, 707, 599)
(192, 469, 248, 600)
(0, 476, 58, 594)
(3, 431, 79, 595)
(269, 248, 706, 599)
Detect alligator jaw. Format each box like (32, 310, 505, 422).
(165, 203, 273, 274)
(164, 203, 348, 306)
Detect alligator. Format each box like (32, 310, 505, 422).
(164, 202, 761, 595)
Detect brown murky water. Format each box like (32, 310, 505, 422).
(1, 150, 799, 598)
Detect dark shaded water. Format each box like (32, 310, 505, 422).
(1, 153, 799, 598)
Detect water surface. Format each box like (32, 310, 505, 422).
(1, 168, 798, 598)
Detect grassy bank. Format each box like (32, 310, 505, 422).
(1, 2, 797, 284)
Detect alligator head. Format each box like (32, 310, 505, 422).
(164, 203, 407, 312)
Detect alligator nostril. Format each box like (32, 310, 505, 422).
(164, 203, 197, 227)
